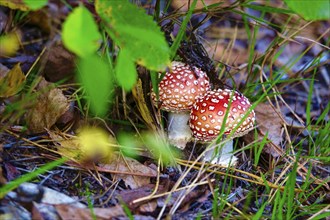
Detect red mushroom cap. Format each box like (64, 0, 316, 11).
(189, 89, 255, 141)
(152, 61, 210, 112)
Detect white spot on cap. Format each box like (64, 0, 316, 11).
(209, 106, 215, 111)
(208, 130, 214, 135)
(217, 111, 223, 116)
(201, 116, 207, 121)
(224, 103, 228, 107)
(211, 98, 219, 103)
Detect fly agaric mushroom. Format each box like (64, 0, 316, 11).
(189, 89, 255, 166)
(151, 61, 210, 149)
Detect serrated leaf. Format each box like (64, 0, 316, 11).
(95, 0, 170, 71)
(284, 0, 330, 21)
(78, 55, 113, 116)
(62, 6, 101, 57)
(0, 63, 25, 97)
(23, 0, 47, 10)
(115, 49, 137, 91)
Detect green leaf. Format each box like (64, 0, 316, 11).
(284, 0, 330, 21)
(95, 0, 170, 71)
(78, 55, 113, 116)
(243, 3, 294, 15)
(115, 49, 137, 91)
(23, 0, 47, 10)
(62, 6, 101, 57)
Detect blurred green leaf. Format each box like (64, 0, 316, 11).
(77, 55, 113, 116)
(95, 0, 170, 71)
(141, 132, 179, 165)
(62, 6, 101, 57)
(23, 0, 47, 10)
(284, 0, 330, 21)
(117, 132, 139, 158)
(115, 49, 137, 91)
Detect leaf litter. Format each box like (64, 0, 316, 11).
(0, 0, 330, 219)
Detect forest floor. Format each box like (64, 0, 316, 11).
(0, 1, 329, 219)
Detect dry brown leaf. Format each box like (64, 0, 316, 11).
(119, 183, 167, 211)
(25, 78, 69, 133)
(0, 63, 25, 98)
(55, 204, 126, 220)
(101, 153, 157, 189)
(42, 43, 76, 82)
(245, 103, 284, 157)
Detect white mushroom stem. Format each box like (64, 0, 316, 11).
(204, 139, 238, 166)
(167, 111, 192, 149)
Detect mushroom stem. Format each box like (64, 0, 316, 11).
(204, 139, 238, 166)
(167, 112, 192, 149)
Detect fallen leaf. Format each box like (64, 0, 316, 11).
(119, 183, 166, 210)
(42, 43, 76, 82)
(101, 153, 157, 189)
(25, 78, 69, 133)
(55, 204, 126, 220)
(0, 63, 25, 98)
(244, 103, 284, 157)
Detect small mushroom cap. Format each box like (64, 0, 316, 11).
(189, 89, 255, 141)
(151, 61, 210, 112)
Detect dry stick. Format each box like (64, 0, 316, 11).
(177, 159, 303, 193)
(134, 179, 215, 203)
(240, 62, 327, 189)
(7, 128, 154, 178)
(217, 196, 250, 220)
(169, 157, 215, 215)
(259, 68, 329, 190)
(156, 140, 214, 219)
(307, 204, 330, 220)
(132, 158, 161, 204)
(42, 153, 157, 177)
